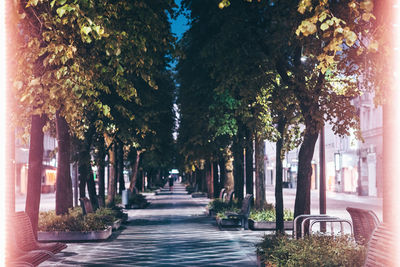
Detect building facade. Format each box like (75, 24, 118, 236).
(265, 92, 383, 197)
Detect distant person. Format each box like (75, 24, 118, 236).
(169, 175, 174, 191)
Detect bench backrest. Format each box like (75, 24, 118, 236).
(218, 188, 226, 199)
(12, 212, 39, 251)
(240, 194, 253, 217)
(346, 207, 380, 244)
(364, 223, 398, 267)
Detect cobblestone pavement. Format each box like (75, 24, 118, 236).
(41, 184, 265, 266)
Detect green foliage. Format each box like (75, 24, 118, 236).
(207, 198, 239, 213)
(38, 207, 121, 232)
(210, 199, 241, 219)
(249, 208, 294, 222)
(216, 207, 241, 219)
(257, 234, 366, 267)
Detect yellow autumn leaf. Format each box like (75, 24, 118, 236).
(335, 27, 343, 34)
(298, 20, 317, 36)
(345, 31, 357, 47)
(319, 11, 328, 22)
(348, 2, 356, 9)
(357, 47, 364, 56)
(362, 13, 375, 22)
(298, 0, 312, 14)
(360, 0, 374, 12)
(320, 22, 329, 31)
(323, 31, 331, 38)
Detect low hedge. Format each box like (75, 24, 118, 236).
(257, 234, 366, 267)
(38, 207, 120, 232)
(128, 193, 149, 208)
(249, 208, 294, 222)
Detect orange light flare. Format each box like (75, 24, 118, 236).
(391, 2, 400, 263)
(0, 0, 6, 264)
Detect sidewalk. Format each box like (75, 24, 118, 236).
(41, 184, 264, 266)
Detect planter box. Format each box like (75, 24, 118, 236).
(216, 217, 241, 227)
(248, 219, 294, 231)
(38, 226, 112, 242)
(112, 219, 122, 230)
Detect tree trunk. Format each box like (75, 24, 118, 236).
(233, 142, 244, 201)
(245, 129, 254, 197)
(78, 148, 88, 199)
(275, 118, 286, 234)
(117, 140, 125, 194)
(224, 147, 234, 192)
(209, 161, 214, 198)
(55, 112, 73, 215)
(25, 114, 45, 238)
(129, 150, 142, 192)
(213, 161, 219, 198)
(294, 125, 319, 218)
(254, 133, 265, 209)
(97, 135, 106, 207)
(219, 157, 226, 191)
(107, 143, 117, 204)
(87, 166, 99, 210)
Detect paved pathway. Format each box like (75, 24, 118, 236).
(41, 184, 264, 266)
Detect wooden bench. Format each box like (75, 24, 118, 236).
(346, 207, 380, 244)
(218, 194, 253, 230)
(7, 231, 54, 267)
(364, 223, 399, 267)
(12, 212, 67, 255)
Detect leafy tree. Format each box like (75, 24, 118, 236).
(218, 0, 378, 220)
(15, 0, 108, 229)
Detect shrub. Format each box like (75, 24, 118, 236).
(257, 234, 366, 267)
(185, 185, 195, 194)
(128, 193, 149, 208)
(38, 207, 119, 232)
(207, 199, 230, 212)
(216, 207, 241, 219)
(211, 199, 242, 219)
(249, 208, 294, 222)
(106, 195, 122, 207)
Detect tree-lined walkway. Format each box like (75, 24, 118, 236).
(41, 184, 264, 266)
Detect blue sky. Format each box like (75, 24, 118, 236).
(170, 0, 190, 40)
